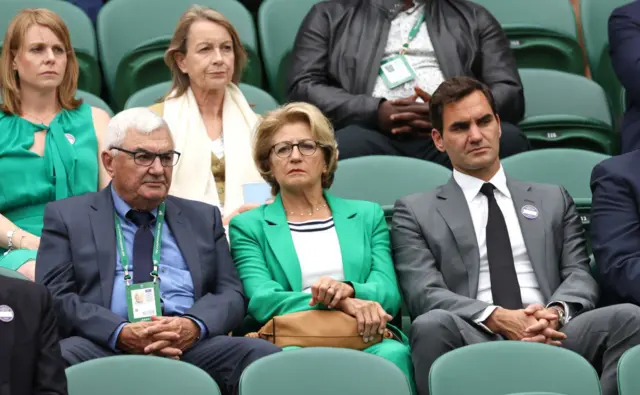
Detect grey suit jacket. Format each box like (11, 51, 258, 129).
(35, 187, 246, 348)
(391, 177, 598, 322)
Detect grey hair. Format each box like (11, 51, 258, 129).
(105, 107, 171, 153)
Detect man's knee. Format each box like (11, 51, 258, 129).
(605, 303, 640, 328)
(499, 122, 531, 158)
(60, 336, 112, 366)
(411, 309, 459, 343)
(234, 337, 281, 363)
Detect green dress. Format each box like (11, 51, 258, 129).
(0, 103, 99, 270)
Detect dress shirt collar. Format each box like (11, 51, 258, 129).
(110, 185, 158, 220)
(453, 165, 511, 203)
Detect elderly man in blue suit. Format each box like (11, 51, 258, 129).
(35, 107, 279, 395)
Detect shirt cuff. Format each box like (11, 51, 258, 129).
(108, 322, 127, 351)
(546, 301, 572, 324)
(184, 315, 208, 343)
(473, 305, 498, 334)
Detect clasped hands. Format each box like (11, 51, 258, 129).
(309, 276, 392, 343)
(485, 303, 567, 345)
(378, 86, 432, 135)
(116, 316, 201, 359)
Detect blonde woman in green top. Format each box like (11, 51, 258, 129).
(0, 9, 110, 279)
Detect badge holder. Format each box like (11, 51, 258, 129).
(379, 55, 417, 89)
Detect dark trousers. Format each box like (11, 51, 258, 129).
(61, 336, 280, 395)
(410, 304, 640, 395)
(335, 122, 531, 168)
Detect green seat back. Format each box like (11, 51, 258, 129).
(618, 345, 640, 395)
(518, 68, 616, 154)
(472, 0, 584, 74)
(429, 342, 601, 395)
(239, 347, 412, 395)
(98, 0, 261, 109)
(75, 89, 113, 116)
(0, 0, 100, 94)
(124, 81, 278, 115)
(330, 156, 452, 207)
(124, 81, 172, 109)
(258, 0, 321, 103)
(66, 355, 221, 395)
(0, 267, 29, 280)
(505, 393, 571, 395)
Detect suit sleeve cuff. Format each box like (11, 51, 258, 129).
(184, 315, 208, 343)
(473, 305, 498, 334)
(108, 322, 127, 351)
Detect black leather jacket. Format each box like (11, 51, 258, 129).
(287, 0, 524, 130)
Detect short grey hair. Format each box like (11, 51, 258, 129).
(105, 107, 171, 152)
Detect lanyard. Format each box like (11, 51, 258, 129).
(400, 13, 425, 55)
(114, 202, 166, 286)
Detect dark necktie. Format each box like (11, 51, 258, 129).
(127, 210, 155, 284)
(479, 183, 523, 309)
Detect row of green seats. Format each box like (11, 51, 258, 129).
(57, 343, 640, 395)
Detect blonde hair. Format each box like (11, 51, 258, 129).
(163, 5, 247, 100)
(254, 102, 339, 195)
(0, 8, 81, 114)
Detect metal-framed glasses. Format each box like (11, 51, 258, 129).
(110, 147, 181, 167)
(270, 139, 323, 158)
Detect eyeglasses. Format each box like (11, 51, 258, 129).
(110, 147, 181, 167)
(270, 139, 323, 158)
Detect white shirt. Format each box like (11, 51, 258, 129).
(453, 167, 545, 327)
(289, 218, 345, 292)
(371, 2, 446, 100)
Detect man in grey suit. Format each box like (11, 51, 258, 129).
(392, 77, 640, 395)
(35, 108, 279, 395)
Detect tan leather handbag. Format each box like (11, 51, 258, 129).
(245, 310, 394, 350)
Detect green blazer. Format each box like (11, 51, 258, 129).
(229, 192, 402, 324)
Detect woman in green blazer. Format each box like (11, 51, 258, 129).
(229, 103, 414, 391)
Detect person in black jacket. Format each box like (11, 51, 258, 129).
(287, 0, 530, 167)
(0, 274, 67, 395)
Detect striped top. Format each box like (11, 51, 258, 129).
(289, 217, 345, 292)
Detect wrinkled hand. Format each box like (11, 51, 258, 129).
(377, 100, 397, 133)
(522, 304, 566, 346)
(387, 88, 432, 134)
(337, 298, 392, 343)
(144, 316, 201, 357)
(116, 321, 177, 355)
(309, 276, 354, 308)
(485, 308, 546, 341)
(223, 203, 261, 226)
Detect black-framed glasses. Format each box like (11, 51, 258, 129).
(110, 147, 181, 167)
(270, 139, 323, 158)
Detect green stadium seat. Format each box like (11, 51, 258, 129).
(0, 267, 29, 280)
(0, 0, 101, 95)
(518, 68, 616, 154)
(472, 0, 584, 74)
(429, 342, 601, 395)
(618, 345, 640, 395)
(502, 148, 610, 255)
(239, 347, 412, 395)
(124, 81, 278, 115)
(580, 0, 633, 120)
(76, 89, 113, 116)
(258, 0, 321, 103)
(97, 0, 262, 110)
(66, 355, 221, 395)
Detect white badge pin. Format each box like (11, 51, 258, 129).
(0, 305, 14, 323)
(521, 205, 539, 220)
(65, 133, 76, 145)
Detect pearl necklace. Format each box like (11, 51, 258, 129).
(286, 203, 328, 216)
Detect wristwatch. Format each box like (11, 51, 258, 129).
(6, 229, 17, 251)
(550, 305, 567, 328)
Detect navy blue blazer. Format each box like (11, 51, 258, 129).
(610, 0, 640, 153)
(590, 150, 640, 304)
(35, 187, 246, 348)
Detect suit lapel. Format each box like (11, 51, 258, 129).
(264, 195, 303, 291)
(435, 178, 481, 297)
(90, 187, 117, 307)
(326, 194, 365, 282)
(507, 179, 552, 299)
(164, 198, 202, 299)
